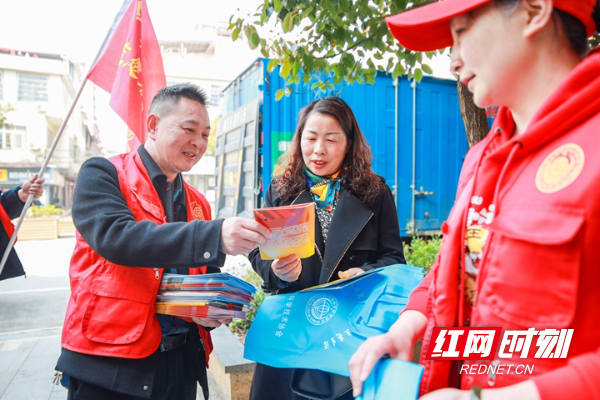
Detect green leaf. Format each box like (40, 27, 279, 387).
(243, 25, 252, 39)
(302, 5, 313, 18)
(267, 58, 279, 73)
(414, 68, 423, 82)
(303, 55, 313, 72)
(406, 52, 417, 66)
(260, 46, 270, 58)
(421, 64, 433, 74)
(282, 13, 293, 33)
(367, 57, 375, 71)
(392, 63, 405, 80)
(292, 59, 301, 79)
(311, 82, 321, 90)
(274, 0, 283, 13)
(332, 64, 342, 84)
(281, 59, 292, 78)
(275, 89, 285, 101)
(232, 28, 241, 41)
(228, 22, 236, 30)
(386, 57, 394, 72)
(341, 53, 354, 68)
(249, 32, 261, 50)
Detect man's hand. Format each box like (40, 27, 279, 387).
(221, 217, 271, 255)
(192, 317, 233, 328)
(18, 174, 44, 202)
(271, 254, 302, 282)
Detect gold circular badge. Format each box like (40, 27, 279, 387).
(536, 144, 584, 193)
(190, 201, 205, 220)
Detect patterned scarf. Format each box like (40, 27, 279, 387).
(305, 168, 342, 212)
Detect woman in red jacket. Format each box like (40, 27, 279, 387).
(349, 1, 600, 399)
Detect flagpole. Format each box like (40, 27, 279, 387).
(0, 78, 89, 276)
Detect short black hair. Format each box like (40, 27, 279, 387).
(149, 83, 209, 117)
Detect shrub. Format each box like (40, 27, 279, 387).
(26, 204, 63, 218)
(403, 236, 442, 274)
(229, 270, 266, 333)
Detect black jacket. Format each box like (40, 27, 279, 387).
(250, 181, 406, 294)
(248, 180, 406, 400)
(56, 148, 225, 399)
(0, 187, 26, 281)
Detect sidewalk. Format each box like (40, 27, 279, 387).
(0, 330, 227, 400)
(0, 238, 248, 400)
(0, 329, 65, 400)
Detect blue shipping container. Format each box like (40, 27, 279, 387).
(220, 59, 470, 236)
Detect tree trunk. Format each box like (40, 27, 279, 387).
(457, 80, 489, 148)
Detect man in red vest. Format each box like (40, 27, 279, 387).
(0, 174, 44, 281)
(55, 83, 271, 400)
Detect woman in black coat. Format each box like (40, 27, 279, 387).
(248, 97, 405, 400)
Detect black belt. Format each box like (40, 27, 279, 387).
(160, 332, 188, 352)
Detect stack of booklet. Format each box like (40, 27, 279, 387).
(155, 273, 256, 320)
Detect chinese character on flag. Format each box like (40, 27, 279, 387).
(87, 0, 166, 152)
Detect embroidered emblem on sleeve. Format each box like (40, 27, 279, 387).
(536, 144, 584, 193)
(190, 201, 205, 220)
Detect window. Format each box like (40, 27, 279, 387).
(18, 73, 48, 102)
(0, 70, 3, 101)
(210, 84, 222, 109)
(0, 125, 26, 149)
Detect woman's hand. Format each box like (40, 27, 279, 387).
(349, 310, 427, 397)
(338, 268, 364, 279)
(271, 254, 302, 282)
(18, 174, 45, 202)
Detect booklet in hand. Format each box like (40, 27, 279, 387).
(254, 203, 315, 260)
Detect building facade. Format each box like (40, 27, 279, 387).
(0, 48, 102, 210)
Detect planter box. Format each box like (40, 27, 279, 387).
(58, 218, 76, 237)
(208, 326, 255, 400)
(16, 218, 58, 241)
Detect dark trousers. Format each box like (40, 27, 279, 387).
(67, 334, 205, 400)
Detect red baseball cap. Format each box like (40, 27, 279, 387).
(386, 0, 598, 52)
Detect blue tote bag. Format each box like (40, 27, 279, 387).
(356, 359, 424, 400)
(244, 264, 424, 377)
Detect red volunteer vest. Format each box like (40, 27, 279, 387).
(0, 204, 15, 241)
(61, 151, 214, 362)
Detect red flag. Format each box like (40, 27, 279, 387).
(87, 0, 166, 152)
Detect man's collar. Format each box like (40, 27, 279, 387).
(138, 145, 166, 182)
(138, 145, 184, 194)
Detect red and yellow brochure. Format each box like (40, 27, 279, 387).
(254, 203, 315, 260)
